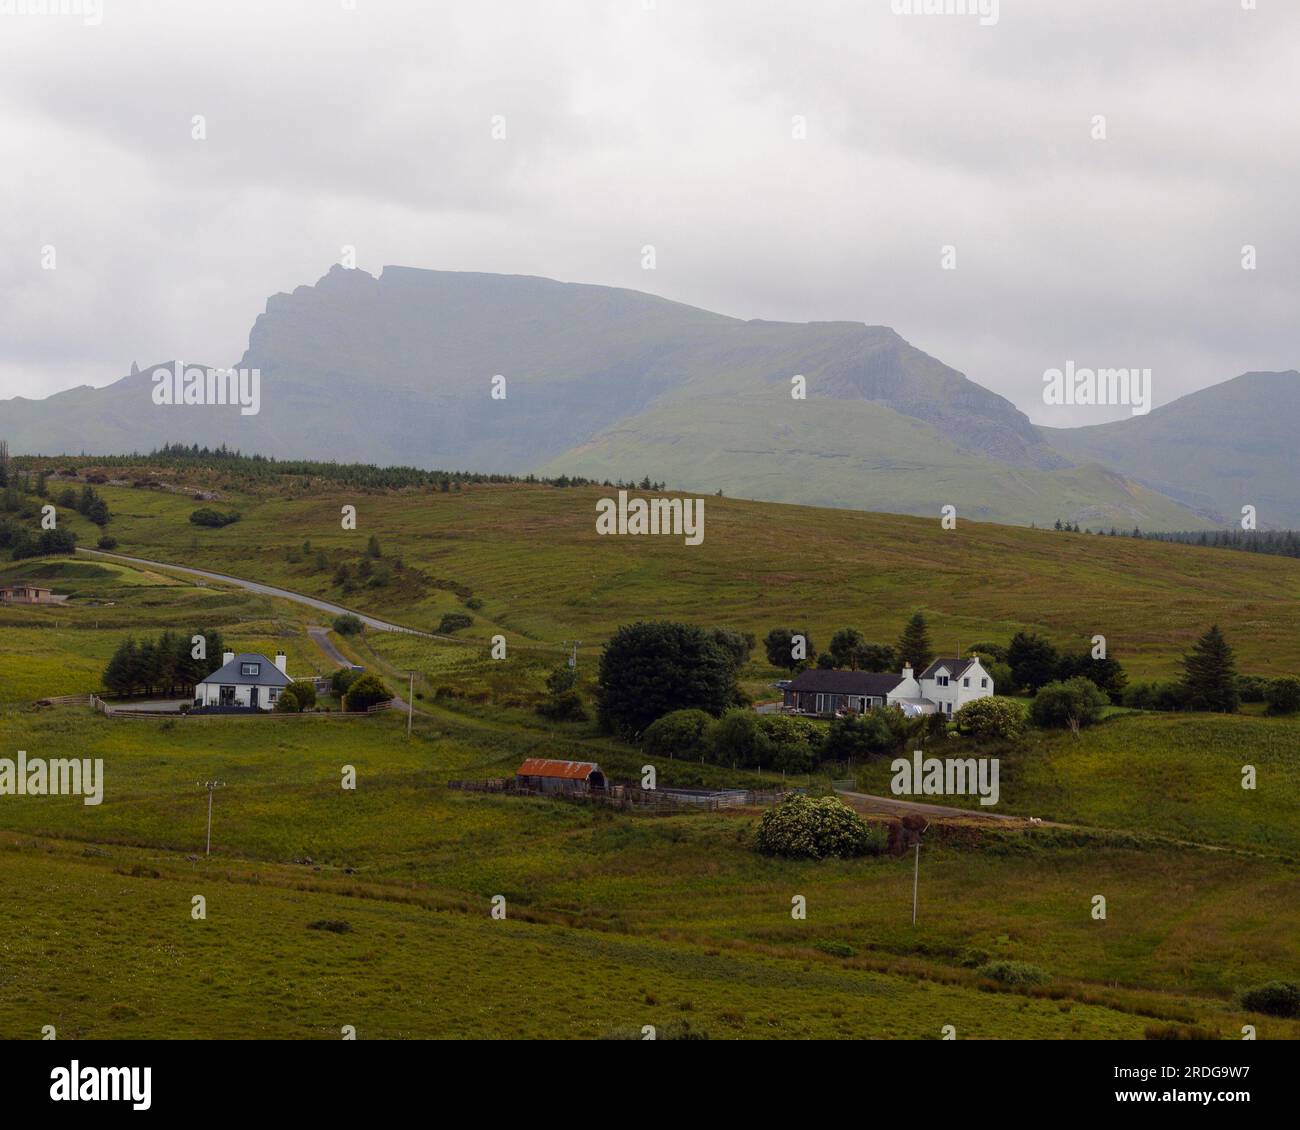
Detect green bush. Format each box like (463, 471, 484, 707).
(343, 673, 390, 712)
(286, 680, 317, 711)
(274, 686, 303, 713)
(188, 507, 241, 528)
(813, 939, 856, 958)
(438, 612, 474, 634)
(710, 708, 773, 769)
(1240, 981, 1300, 1018)
(96, 535, 118, 550)
(754, 795, 880, 860)
(536, 690, 587, 722)
(821, 708, 908, 759)
(333, 613, 364, 636)
(330, 667, 361, 696)
(1236, 674, 1271, 703)
(1265, 677, 1300, 716)
(758, 714, 822, 773)
(954, 696, 1026, 741)
(975, 960, 1050, 986)
(1030, 677, 1109, 729)
(643, 708, 714, 759)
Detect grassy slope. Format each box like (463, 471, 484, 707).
(539, 395, 1212, 528)
(66, 476, 1300, 681)
(3, 471, 1299, 1039)
(1, 707, 1297, 1039)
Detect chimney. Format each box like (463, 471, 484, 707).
(275, 651, 287, 674)
(223, 651, 235, 666)
(902, 663, 914, 681)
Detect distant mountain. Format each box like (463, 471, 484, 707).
(1, 264, 1238, 529)
(1043, 371, 1300, 528)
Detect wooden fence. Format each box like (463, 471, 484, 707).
(87, 694, 392, 719)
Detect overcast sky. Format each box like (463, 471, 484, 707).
(2, 0, 1296, 426)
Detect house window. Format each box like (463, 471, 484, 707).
(963, 677, 970, 687)
(240, 662, 260, 676)
(937, 675, 949, 687)
(981, 678, 988, 688)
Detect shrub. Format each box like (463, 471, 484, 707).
(813, 939, 856, 958)
(96, 535, 118, 550)
(763, 627, 816, 671)
(287, 680, 317, 711)
(438, 612, 474, 634)
(1265, 677, 1300, 716)
(1240, 981, 1300, 1018)
(1236, 674, 1271, 703)
(754, 795, 880, 860)
(1123, 680, 1188, 712)
(821, 708, 908, 759)
(330, 667, 361, 696)
(536, 690, 587, 722)
(758, 714, 822, 773)
(975, 960, 1050, 986)
(274, 686, 303, 713)
(1030, 677, 1109, 730)
(333, 613, 364, 636)
(954, 696, 1026, 741)
(343, 673, 390, 712)
(188, 507, 241, 528)
(710, 708, 773, 769)
(643, 709, 714, 759)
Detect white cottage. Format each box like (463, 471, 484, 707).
(194, 651, 293, 711)
(782, 656, 994, 717)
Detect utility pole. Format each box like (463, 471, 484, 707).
(568, 641, 579, 669)
(407, 671, 414, 738)
(911, 842, 921, 926)
(198, 780, 225, 857)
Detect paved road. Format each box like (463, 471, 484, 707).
(79, 548, 435, 636)
(308, 626, 355, 667)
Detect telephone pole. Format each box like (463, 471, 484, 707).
(197, 780, 225, 857)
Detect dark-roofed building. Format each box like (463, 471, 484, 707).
(783, 656, 994, 717)
(194, 651, 294, 711)
(515, 758, 607, 794)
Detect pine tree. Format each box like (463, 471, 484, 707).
(896, 611, 934, 672)
(1181, 624, 1239, 713)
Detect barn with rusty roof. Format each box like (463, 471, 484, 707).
(515, 758, 607, 794)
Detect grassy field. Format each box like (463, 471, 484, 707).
(34, 471, 1300, 681)
(1, 462, 1298, 1040)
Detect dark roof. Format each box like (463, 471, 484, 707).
(198, 653, 293, 687)
(788, 669, 904, 696)
(919, 657, 976, 680)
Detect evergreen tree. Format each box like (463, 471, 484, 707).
(895, 612, 934, 672)
(1181, 624, 1239, 713)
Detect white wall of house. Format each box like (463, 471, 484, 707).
(920, 658, 994, 716)
(194, 682, 283, 710)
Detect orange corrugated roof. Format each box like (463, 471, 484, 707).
(516, 758, 601, 780)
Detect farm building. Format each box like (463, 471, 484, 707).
(193, 651, 294, 711)
(515, 758, 607, 794)
(0, 583, 65, 605)
(783, 657, 994, 718)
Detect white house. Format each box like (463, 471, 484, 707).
(194, 651, 293, 711)
(782, 656, 994, 717)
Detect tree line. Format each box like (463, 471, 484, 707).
(101, 630, 226, 697)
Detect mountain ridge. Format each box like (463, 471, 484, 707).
(4, 264, 1285, 527)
